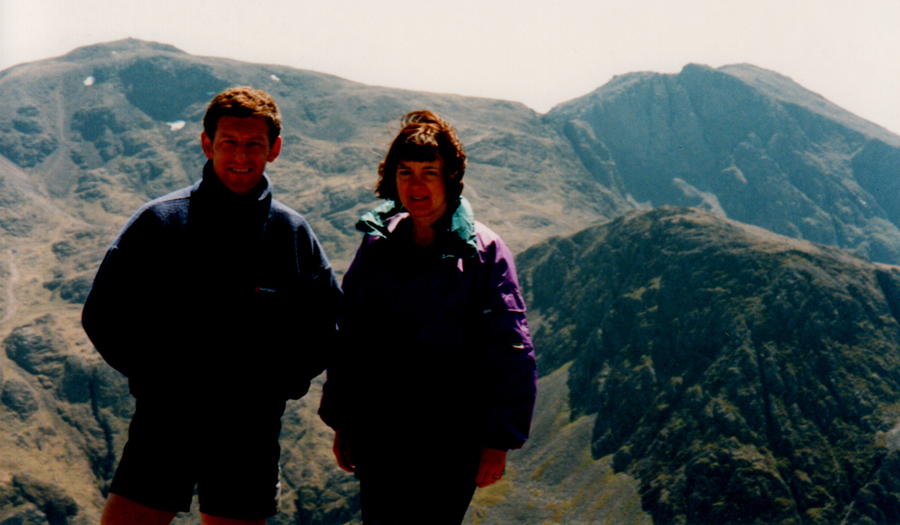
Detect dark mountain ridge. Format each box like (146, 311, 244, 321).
(545, 63, 900, 264)
(517, 206, 900, 524)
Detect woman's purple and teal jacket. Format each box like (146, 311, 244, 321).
(319, 197, 537, 453)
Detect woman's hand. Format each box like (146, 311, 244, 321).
(475, 447, 507, 488)
(333, 430, 355, 473)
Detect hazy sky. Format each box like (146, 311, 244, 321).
(3, 0, 900, 134)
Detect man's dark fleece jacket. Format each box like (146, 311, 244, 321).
(82, 161, 341, 406)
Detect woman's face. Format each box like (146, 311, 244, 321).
(396, 158, 448, 227)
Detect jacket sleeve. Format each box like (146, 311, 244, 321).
(81, 210, 166, 379)
(282, 220, 343, 399)
(480, 234, 538, 450)
(318, 237, 366, 431)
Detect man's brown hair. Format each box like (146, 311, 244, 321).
(203, 86, 282, 144)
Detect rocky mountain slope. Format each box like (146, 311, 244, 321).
(516, 207, 900, 524)
(3, 39, 900, 524)
(0, 38, 626, 272)
(545, 63, 900, 264)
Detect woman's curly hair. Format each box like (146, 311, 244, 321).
(374, 111, 467, 202)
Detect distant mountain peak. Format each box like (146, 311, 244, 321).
(714, 63, 896, 142)
(62, 38, 187, 62)
(546, 60, 900, 265)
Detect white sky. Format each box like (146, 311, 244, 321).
(2, 0, 900, 134)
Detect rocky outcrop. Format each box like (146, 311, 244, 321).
(1, 379, 40, 420)
(1, 314, 130, 512)
(2, 475, 79, 525)
(4, 315, 69, 382)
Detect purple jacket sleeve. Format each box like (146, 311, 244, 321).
(478, 228, 538, 450)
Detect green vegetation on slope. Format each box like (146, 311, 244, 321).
(517, 207, 900, 524)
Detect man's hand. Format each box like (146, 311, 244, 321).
(333, 430, 355, 473)
(475, 447, 507, 488)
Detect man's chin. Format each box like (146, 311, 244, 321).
(217, 174, 262, 195)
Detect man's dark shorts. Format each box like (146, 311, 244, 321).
(109, 396, 285, 520)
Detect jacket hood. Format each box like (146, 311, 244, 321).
(357, 196, 478, 258)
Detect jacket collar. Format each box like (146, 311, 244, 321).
(194, 160, 272, 210)
(189, 160, 273, 229)
(357, 196, 478, 258)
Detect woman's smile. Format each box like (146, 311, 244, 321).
(396, 159, 448, 226)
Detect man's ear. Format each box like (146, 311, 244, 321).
(267, 136, 283, 162)
(201, 132, 214, 159)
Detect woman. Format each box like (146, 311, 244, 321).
(319, 111, 537, 524)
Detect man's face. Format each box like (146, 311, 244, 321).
(201, 116, 282, 195)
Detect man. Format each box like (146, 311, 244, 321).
(82, 87, 341, 525)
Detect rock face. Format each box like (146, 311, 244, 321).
(1, 315, 129, 525)
(1, 379, 40, 420)
(7, 475, 80, 525)
(545, 64, 900, 264)
(5, 315, 69, 380)
(516, 207, 900, 524)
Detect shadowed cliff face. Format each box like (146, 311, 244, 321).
(545, 63, 900, 265)
(517, 207, 900, 525)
